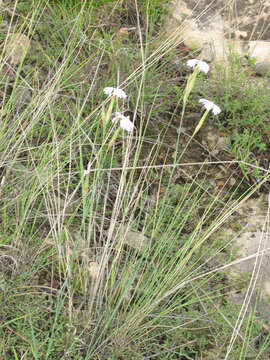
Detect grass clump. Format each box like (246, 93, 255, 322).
(0, 1, 270, 359)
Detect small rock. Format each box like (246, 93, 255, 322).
(12, 85, 32, 111)
(88, 261, 100, 279)
(1, 21, 7, 28)
(114, 225, 149, 252)
(185, 112, 201, 121)
(4, 33, 30, 65)
(210, 149, 219, 156)
(248, 41, 270, 63)
(202, 125, 219, 149)
(200, 44, 213, 62)
(229, 177, 237, 186)
(209, 178, 216, 188)
(210, 136, 229, 155)
(216, 136, 228, 150)
(254, 62, 270, 76)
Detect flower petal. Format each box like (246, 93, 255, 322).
(84, 162, 91, 176)
(120, 116, 134, 132)
(103, 87, 114, 96)
(113, 88, 127, 99)
(212, 104, 221, 115)
(111, 112, 122, 123)
(187, 59, 198, 68)
(199, 98, 221, 115)
(187, 59, 209, 74)
(103, 87, 127, 99)
(111, 112, 134, 131)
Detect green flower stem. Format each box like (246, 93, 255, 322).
(108, 127, 121, 148)
(173, 69, 200, 168)
(176, 110, 210, 166)
(193, 110, 209, 136)
(183, 69, 199, 107)
(102, 97, 116, 137)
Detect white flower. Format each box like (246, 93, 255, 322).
(111, 112, 134, 132)
(113, 88, 127, 99)
(199, 98, 221, 115)
(111, 112, 123, 123)
(120, 117, 134, 132)
(103, 87, 127, 99)
(186, 59, 209, 74)
(103, 87, 114, 96)
(84, 162, 91, 176)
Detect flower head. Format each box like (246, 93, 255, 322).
(84, 162, 91, 176)
(120, 116, 134, 132)
(103, 87, 127, 99)
(199, 98, 221, 115)
(112, 112, 134, 132)
(187, 59, 209, 74)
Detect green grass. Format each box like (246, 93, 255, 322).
(0, 0, 270, 359)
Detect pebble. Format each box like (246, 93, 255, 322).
(254, 62, 270, 76)
(5, 33, 30, 65)
(229, 177, 237, 186)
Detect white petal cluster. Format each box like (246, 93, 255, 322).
(111, 112, 134, 132)
(186, 59, 210, 74)
(103, 87, 127, 99)
(84, 162, 91, 176)
(199, 98, 221, 115)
